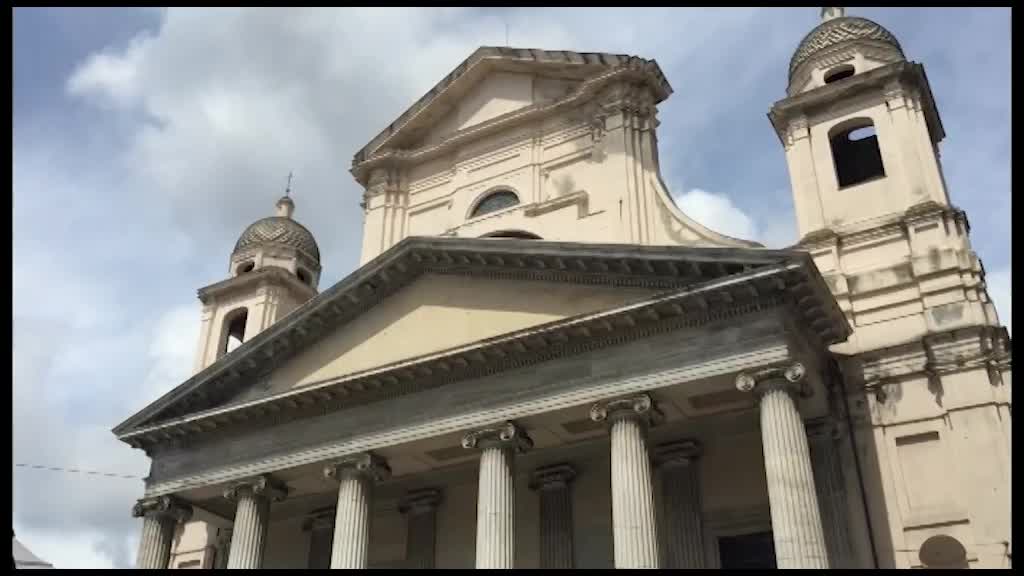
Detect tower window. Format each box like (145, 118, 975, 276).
(220, 308, 248, 357)
(236, 261, 255, 275)
(830, 120, 885, 188)
(824, 64, 855, 84)
(296, 268, 312, 286)
(470, 189, 520, 218)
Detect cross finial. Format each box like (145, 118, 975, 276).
(821, 7, 845, 21)
(285, 171, 293, 197)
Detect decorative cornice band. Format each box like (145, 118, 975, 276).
(461, 421, 533, 453)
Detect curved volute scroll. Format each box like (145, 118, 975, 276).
(461, 420, 534, 453)
(735, 361, 810, 398)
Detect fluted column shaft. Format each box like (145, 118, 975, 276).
(531, 464, 576, 569)
(132, 496, 192, 569)
(654, 440, 705, 569)
(400, 489, 442, 569)
(808, 420, 854, 569)
(324, 453, 391, 569)
(462, 421, 533, 569)
(224, 476, 287, 569)
(737, 363, 829, 569)
(591, 394, 661, 569)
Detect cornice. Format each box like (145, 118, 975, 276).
(769, 61, 945, 147)
(114, 238, 848, 449)
(351, 65, 669, 185)
(353, 47, 672, 173)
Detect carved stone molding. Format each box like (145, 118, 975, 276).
(652, 439, 703, 469)
(590, 393, 662, 427)
(223, 475, 288, 503)
(323, 452, 391, 483)
(398, 488, 443, 516)
(302, 506, 337, 532)
(529, 463, 577, 491)
(131, 495, 192, 523)
(805, 418, 844, 442)
(735, 362, 808, 397)
(461, 421, 534, 453)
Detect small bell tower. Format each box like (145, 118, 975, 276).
(771, 7, 953, 237)
(768, 8, 1002, 346)
(768, 9, 1010, 570)
(191, 182, 322, 373)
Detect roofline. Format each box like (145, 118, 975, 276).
(352, 46, 672, 168)
(113, 237, 849, 438)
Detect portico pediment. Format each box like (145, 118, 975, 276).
(113, 237, 849, 451)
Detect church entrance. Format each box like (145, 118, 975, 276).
(718, 531, 777, 569)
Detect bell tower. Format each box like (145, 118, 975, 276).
(770, 9, 1010, 569)
(191, 190, 322, 373)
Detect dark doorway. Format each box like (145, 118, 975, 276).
(718, 531, 777, 569)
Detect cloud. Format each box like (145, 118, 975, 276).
(669, 187, 798, 248)
(674, 188, 758, 241)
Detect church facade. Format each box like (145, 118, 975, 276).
(115, 9, 1011, 569)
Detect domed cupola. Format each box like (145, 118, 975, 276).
(229, 192, 322, 289)
(787, 8, 906, 96)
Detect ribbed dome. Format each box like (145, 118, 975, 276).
(789, 16, 904, 80)
(233, 216, 320, 262)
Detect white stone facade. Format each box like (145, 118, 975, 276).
(117, 9, 1009, 570)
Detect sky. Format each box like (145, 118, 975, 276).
(12, 7, 1011, 569)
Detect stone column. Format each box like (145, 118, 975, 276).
(735, 362, 829, 569)
(302, 508, 336, 569)
(590, 393, 661, 569)
(223, 475, 288, 569)
(529, 464, 577, 569)
(132, 496, 192, 569)
(399, 488, 443, 569)
(807, 419, 855, 569)
(462, 421, 533, 569)
(653, 440, 705, 569)
(323, 453, 391, 569)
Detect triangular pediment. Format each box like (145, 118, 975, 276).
(232, 273, 657, 403)
(114, 237, 850, 444)
(352, 47, 673, 166)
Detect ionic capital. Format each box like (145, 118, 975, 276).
(302, 506, 337, 532)
(805, 418, 844, 443)
(590, 393, 662, 426)
(131, 495, 192, 523)
(398, 488, 443, 516)
(652, 439, 703, 469)
(461, 421, 533, 453)
(529, 463, 577, 492)
(223, 475, 288, 503)
(735, 362, 807, 397)
(323, 452, 391, 483)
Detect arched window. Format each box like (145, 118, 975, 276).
(824, 64, 855, 84)
(482, 230, 542, 240)
(470, 189, 520, 218)
(220, 308, 248, 357)
(236, 261, 255, 275)
(296, 268, 312, 286)
(830, 119, 885, 188)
